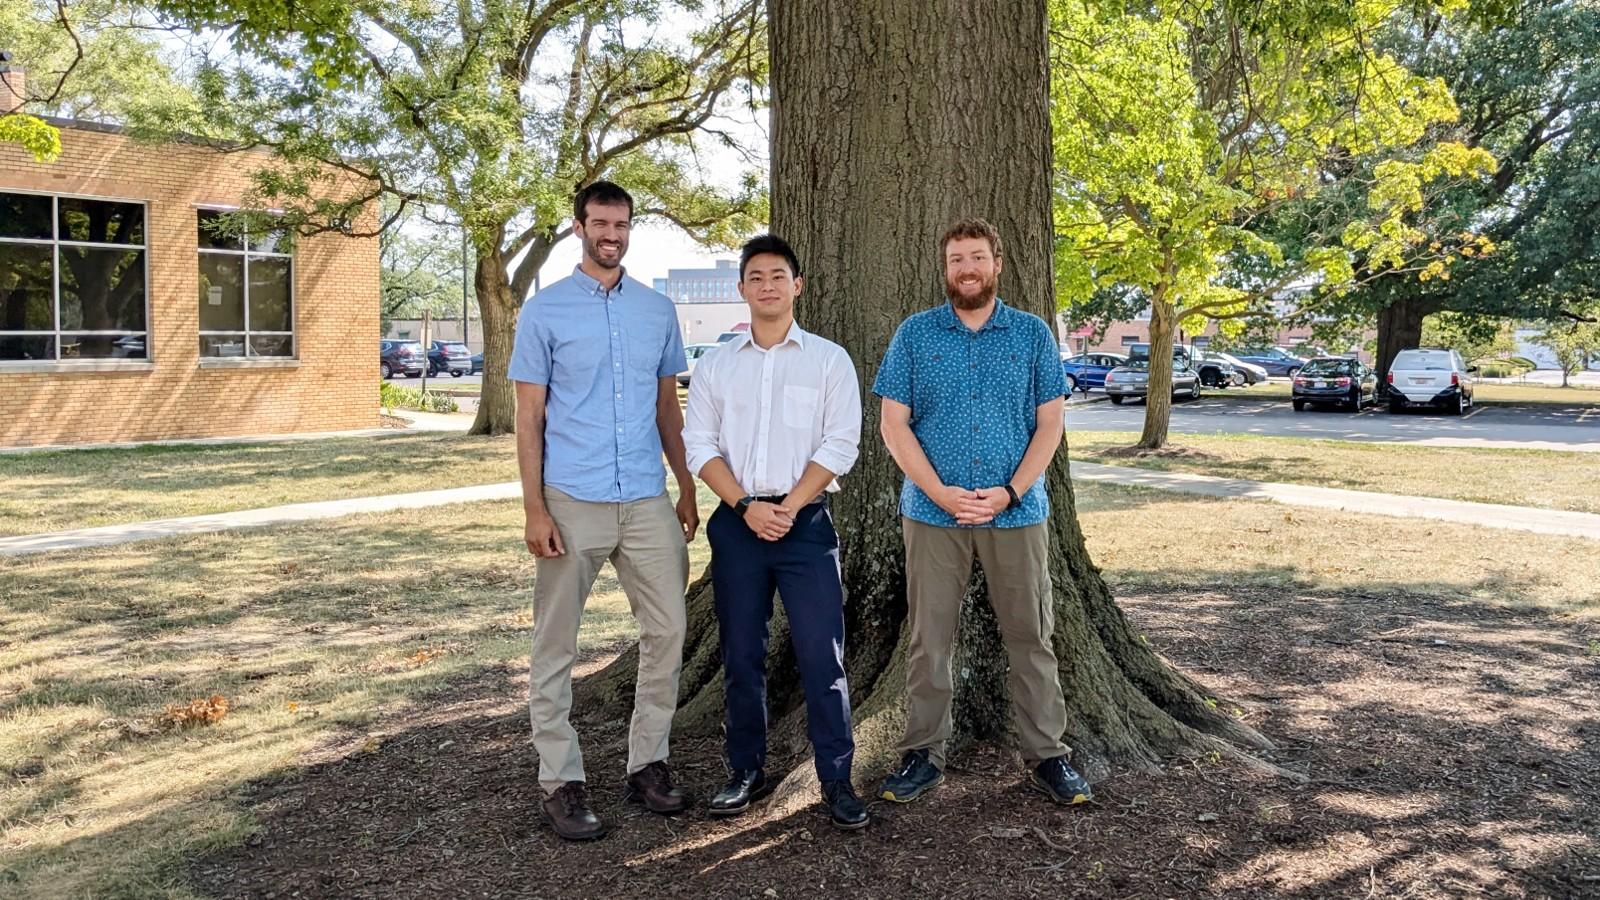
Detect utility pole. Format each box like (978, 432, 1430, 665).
(461, 224, 470, 348)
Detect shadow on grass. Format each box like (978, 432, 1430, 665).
(165, 576, 1600, 900)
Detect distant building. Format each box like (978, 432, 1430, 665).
(656, 259, 746, 344)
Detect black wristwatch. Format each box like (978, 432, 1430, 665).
(735, 495, 756, 517)
(1003, 484, 1022, 509)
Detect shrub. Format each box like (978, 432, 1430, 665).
(380, 381, 460, 414)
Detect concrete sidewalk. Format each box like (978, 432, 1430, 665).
(0, 409, 474, 456)
(1070, 461, 1600, 541)
(0, 482, 522, 557)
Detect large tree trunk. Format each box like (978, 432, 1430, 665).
(1138, 291, 1177, 449)
(582, 0, 1275, 791)
(470, 244, 520, 435)
(1375, 293, 1431, 396)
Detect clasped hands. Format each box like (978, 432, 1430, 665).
(933, 484, 1011, 525)
(744, 498, 798, 541)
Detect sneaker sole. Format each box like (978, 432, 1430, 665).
(1028, 772, 1092, 805)
(830, 814, 871, 831)
(879, 772, 945, 803)
(539, 809, 609, 841)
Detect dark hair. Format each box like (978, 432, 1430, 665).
(739, 233, 802, 280)
(940, 217, 1003, 258)
(573, 180, 634, 223)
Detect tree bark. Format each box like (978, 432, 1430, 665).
(1138, 290, 1177, 449)
(582, 0, 1277, 789)
(1375, 293, 1432, 395)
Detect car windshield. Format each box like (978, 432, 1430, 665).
(397, 342, 422, 351)
(444, 343, 468, 352)
(1301, 359, 1356, 376)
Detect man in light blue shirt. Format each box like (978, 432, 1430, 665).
(510, 181, 698, 841)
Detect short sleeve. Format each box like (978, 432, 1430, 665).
(508, 300, 552, 384)
(658, 313, 688, 378)
(871, 320, 915, 405)
(1033, 320, 1067, 405)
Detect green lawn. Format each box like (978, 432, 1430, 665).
(1209, 379, 1600, 407)
(1068, 430, 1600, 514)
(3, 480, 1596, 897)
(0, 433, 522, 537)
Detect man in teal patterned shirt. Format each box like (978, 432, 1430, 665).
(871, 218, 1093, 808)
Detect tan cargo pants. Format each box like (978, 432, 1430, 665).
(896, 518, 1071, 768)
(529, 487, 689, 794)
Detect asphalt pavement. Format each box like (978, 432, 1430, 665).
(1067, 396, 1600, 452)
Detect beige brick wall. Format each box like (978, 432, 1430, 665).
(1, 123, 380, 447)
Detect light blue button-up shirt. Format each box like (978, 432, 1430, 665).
(871, 298, 1066, 528)
(509, 266, 688, 503)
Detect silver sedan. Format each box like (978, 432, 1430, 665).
(1102, 359, 1203, 405)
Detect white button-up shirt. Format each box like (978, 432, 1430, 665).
(682, 322, 862, 496)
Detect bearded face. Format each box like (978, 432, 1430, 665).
(943, 236, 1001, 309)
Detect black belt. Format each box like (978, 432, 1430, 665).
(737, 495, 827, 508)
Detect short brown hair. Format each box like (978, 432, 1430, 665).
(940, 218, 1003, 258)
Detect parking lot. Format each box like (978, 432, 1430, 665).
(1067, 394, 1600, 451)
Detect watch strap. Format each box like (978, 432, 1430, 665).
(735, 495, 756, 516)
(1003, 484, 1021, 509)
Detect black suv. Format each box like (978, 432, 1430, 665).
(427, 341, 473, 377)
(380, 340, 426, 379)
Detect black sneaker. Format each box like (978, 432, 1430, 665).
(822, 779, 870, 830)
(1030, 755, 1093, 805)
(878, 748, 944, 803)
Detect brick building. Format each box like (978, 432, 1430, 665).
(1, 67, 378, 448)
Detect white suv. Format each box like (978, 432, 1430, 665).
(1386, 348, 1475, 415)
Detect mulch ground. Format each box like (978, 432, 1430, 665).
(189, 586, 1600, 899)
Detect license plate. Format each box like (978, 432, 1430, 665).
(1410, 377, 1429, 385)
(1314, 381, 1326, 388)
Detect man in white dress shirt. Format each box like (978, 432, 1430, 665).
(681, 234, 869, 830)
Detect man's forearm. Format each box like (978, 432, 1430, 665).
(783, 462, 838, 510)
(696, 457, 748, 507)
(882, 419, 946, 497)
(516, 405, 548, 514)
(1007, 406, 1064, 493)
(657, 392, 696, 491)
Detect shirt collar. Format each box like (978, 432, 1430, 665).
(937, 296, 1011, 332)
(732, 320, 807, 352)
(571, 264, 627, 296)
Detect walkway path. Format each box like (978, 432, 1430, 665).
(5, 462, 1598, 558)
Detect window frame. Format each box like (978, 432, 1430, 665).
(195, 207, 296, 360)
(0, 188, 152, 367)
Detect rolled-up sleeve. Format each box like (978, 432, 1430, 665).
(871, 322, 914, 405)
(681, 351, 723, 477)
(1033, 321, 1067, 404)
(508, 301, 551, 384)
(811, 346, 862, 477)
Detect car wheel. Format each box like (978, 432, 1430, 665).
(1065, 374, 1078, 393)
(1110, 395, 1125, 405)
(1286, 366, 1300, 378)
(1389, 399, 1404, 414)
(1452, 392, 1466, 415)
(1292, 399, 1305, 411)
(380, 362, 392, 379)
(452, 370, 464, 378)
(1189, 380, 1202, 400)
(1348, 387, 1361, 411)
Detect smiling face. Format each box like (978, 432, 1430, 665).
(574, 200, 631, 269)
(738, 252, 803, 323)
(943, 235, 1002, 310)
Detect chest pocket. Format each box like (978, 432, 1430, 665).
(989, 346, 1033, 402)
(782, 384, 820, 429)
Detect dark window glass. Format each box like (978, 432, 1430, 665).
(0, 243, 55, 331)
(197, 209, 244, 250)
(59, 198, 144, 245)
(199, 254, 245, 332)
(247, 257, 292, 332)
(0, 193, 53, 239)
(60, 333, 147, 360)
(200, 333, 248, 358)
(1302, 359, 1356, 376)
(0, 335, 54, 361)
(59, 248, 146, 332)
(248, 225, 292, 254)
(249, 334, 293, 357)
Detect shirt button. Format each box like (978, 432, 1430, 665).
(971, 392, 979, 399)
(972, 457, 981, 465)
(972, 425, 980, 433)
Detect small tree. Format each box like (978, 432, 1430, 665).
(1420, 312, 1516, 365)
(1532, 319, 1600, 387)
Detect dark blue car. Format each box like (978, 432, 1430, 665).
(1061, 352, 1127, 392)
(1231, 347, 1307, 377)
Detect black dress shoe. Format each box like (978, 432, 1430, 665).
(708, 769, 772, 817)
(540, 781, 607, 841)
(822, 779, 869, 830)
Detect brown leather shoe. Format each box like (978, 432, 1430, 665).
(541, 781, 607, 841)
(623, 760, 689, 815)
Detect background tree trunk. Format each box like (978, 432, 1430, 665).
(583, 0, 1278, 790)
(1376, 294, 1433, 396)
(1139, 291, 1177, 449)
(470, 240, 520, 436)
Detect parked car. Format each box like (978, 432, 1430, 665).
(427, 340, 473, 377)
(1103, 357, 1203, 404)
(715, 327, 748, 343)
(1386, 348, 1476, 414)
(1128, 343, 1235, 388)
(679, 342, 720, 386)
(1210, 351, 1268, 385)
(470, 352, 483, 375)
(1292, 356, 1377, 411)
(380, 339, 426, 379)
(1230, 346, 1307, 377)
(1060, 352, 1127, 392)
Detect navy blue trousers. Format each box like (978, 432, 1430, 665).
(708, 500, 853, 782)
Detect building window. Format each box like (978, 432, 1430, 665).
(197, 209, 294, 358)
(1121, 335, 1139, 346)
(0, 191, 149, 362)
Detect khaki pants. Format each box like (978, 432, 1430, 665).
(529, 487, 689, 795)
(897, 518, 1070, 768)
